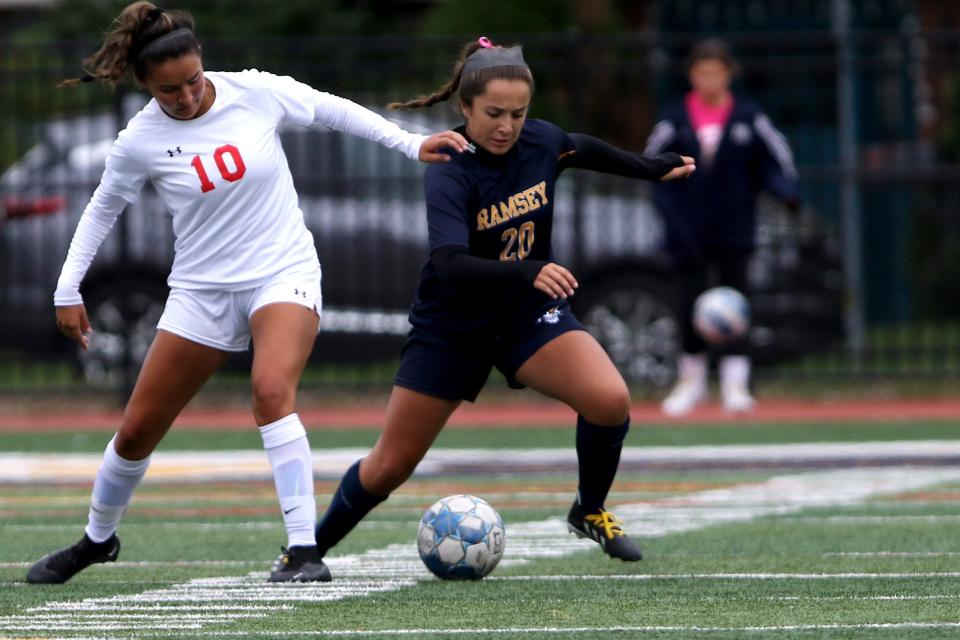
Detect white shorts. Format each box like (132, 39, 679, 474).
(157, 265, 322, 352)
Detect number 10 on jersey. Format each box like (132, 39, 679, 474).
(190, 144, 246, 193)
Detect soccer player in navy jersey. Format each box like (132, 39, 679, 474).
(312, 37, 695, 574)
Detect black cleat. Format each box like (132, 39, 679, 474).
(268, 545, 332, 583)
(26, 533, 120, 584)
(567, 502, 643, 562)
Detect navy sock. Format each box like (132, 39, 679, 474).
(575, 415, 630, 512)
(314, 459, 388, 557)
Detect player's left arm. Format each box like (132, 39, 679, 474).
(562, 134, 696, 181)
(312, 92, 469, 162)
(753, 112, 801, 209)
(256, 70, 468, 162)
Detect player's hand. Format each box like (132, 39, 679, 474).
(660, 155, 696, 181)
(533, 263, 578, 300)
(418, 130, 471, 163)
(56, 304, 92, 350)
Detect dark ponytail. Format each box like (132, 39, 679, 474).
(62, 1, 200, 88)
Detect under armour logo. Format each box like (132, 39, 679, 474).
(166, 146, 182, 157)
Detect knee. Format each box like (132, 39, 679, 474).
(361, 452, 417, 495)
(115, 414, 163, 460)
(251, 376, 295, 424)
(579, 383, 631, 426)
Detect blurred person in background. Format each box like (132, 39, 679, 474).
(309, 37, 694, 578)
(25, 1, 467, 585)
(645, 38, 799, 416)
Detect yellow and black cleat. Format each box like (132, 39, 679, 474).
(566, 502, 642, 561)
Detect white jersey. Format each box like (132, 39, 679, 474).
(54, 69, 426, 304)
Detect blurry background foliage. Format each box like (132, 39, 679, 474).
(13, 0, 626, 39)
(1, 0, 641, 170)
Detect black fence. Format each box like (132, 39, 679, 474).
(1, 29, 958, 394)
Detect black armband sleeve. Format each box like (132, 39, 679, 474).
(431, 245, 545, 289)
(564, 133, 684, 180)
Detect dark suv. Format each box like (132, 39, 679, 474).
(0, 102, 844, 387)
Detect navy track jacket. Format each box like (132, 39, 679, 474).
(645, 97, 799, 262)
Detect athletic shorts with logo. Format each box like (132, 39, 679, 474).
(157, 264, 322, 352)
(395, 301, 584, 402)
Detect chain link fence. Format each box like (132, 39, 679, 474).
(1, 28, 958, 395)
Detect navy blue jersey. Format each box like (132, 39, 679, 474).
(410, 119, 576, 343)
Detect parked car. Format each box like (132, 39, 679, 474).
(0, 98, 844, 387)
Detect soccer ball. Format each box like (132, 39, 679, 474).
(693, 286, 750, 345)
(416, 494, 505, 580)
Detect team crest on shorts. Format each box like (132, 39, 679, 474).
(537, 306, 562, 325)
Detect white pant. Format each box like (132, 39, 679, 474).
(157, 264, 322, 352)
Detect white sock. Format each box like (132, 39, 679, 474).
(259, 413, 316, 548)
(678, 353, 708, 387)
(720, 355, 751, 393)
(85, 435, 150, 543)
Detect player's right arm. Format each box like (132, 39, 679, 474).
(431, 246, 576, 300)
(54, 130, 147, 349)
(55, 305, 92, 350)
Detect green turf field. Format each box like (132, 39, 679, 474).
(2, 421, 960, 639)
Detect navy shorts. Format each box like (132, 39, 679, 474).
(394, 302, 585, 402)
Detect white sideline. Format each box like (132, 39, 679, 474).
(2, 465, 960, 635)
(3, 440, 960, 483)
(6, 623, 960, 638)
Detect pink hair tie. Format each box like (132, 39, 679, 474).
(477, 36, 494, 48)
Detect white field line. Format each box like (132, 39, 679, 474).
(4, 466, 960, 636)
(0, 522, 281, 532)
(26, 622, 960, 638)
(824, 551, 960, 557)
(28, 604, 289, 612)
(5, 511, 957, 537)
(775, 515, 960, 523)
(0, 560, 262, 569)
(0, 521, 400, 531)
(0, 491, 579, 509)
(485, 572, 960, 580)
(4, 440, 960, 483)
(773, 594, 960, 601)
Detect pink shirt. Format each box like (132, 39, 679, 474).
(685, 91, 734, 164)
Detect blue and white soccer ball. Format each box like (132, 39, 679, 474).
(417, 494, 505, 580)
(693, 286, 751, 345)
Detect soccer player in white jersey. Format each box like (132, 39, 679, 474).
(25, 1, 468, 585)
